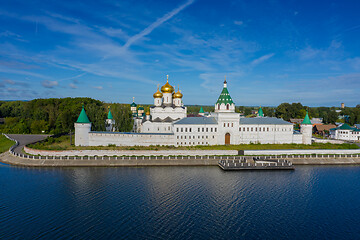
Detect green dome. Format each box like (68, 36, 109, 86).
(301, 111, 311, 125)
(199, 107, 204, 113)
(138, 106, 144, 110)
(76, 107, 90, 123)
(130, 102, 137, 107)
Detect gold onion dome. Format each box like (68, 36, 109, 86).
(146, 111, 150, 115)
(161, 75, 174, 93)
(173, 86, 183, 98)
(153, 86, 163, 98)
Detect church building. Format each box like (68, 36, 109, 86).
(75, 76, 312, 146)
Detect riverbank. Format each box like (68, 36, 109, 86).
(2, 151, 360, 167)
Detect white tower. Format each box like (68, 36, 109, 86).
(300, 111, 312, 144)
(161, 75, 174, 106)
(130, 97, 137, 117)
(153, 84, 163, 107)
(105, 108, 115, 131)
(74, 106, 91, 146)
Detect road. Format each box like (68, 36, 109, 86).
(7, 134, 50, 154)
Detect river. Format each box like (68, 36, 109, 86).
(1, 164, 360, 239)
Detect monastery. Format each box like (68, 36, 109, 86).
(75, 76, 312, 146)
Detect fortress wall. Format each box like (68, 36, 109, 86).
(88, 132, 176, 146)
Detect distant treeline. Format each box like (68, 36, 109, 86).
(0, 98, 133, 134)
(0, 98, 359, 134)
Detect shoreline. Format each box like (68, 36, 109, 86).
(2, 151, 360, 167)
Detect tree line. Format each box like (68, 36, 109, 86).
(0, 98, 133, 134)
(0, 98, 359, 134)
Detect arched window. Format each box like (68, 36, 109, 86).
(226, 104, 229, 110)
(218, 104, 220, 110)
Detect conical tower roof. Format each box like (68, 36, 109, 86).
(216, 79, 234, 105)
(199, 106, 204, 113)
(258, 106, 264, 117)
(302, 111, 311, 125)
(107, 108, 113, 120)
(76, 106, 90, 123)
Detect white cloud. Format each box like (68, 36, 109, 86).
(234, 20, 243, 26)
(123, 0, 195, 49)
(251, 53, 275, 66)
(93, 86, 103, 90)
(69, 83, 77, 89)
(41, 80, 58, 88)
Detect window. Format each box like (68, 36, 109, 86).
(247, 127, 249, 131)
(218, 104, 220, 110)
(231, 123, 233, 127)
(185, 136, 186, 139)
(224, 123, 226, 127)
(189, 128, 192, 132)
(227, 123, 230, 127)
(259, 128, 261, 132)
(267, 127, 269, 131)
(198, 128, 200, 132)
(211, 128, 213, 132)
(206, 128, 208, 132)
(177, 128, 179, 132)
(226, 104, 229, 110)
(185, 128, 187, 132)
(251, 128, 253, 132)
(215, 128, 217, 132)
(181, 128, 183, 132)
(239, 128, 241, 131)
(202, 128, 204, 132)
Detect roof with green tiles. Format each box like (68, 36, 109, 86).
(199, 107, 204, 113)
(258, 106, 264, 117)
(76, 107, 91, 123)
(216, 85, 234, 105)
(107, 109, 113, 119)
(301, 111, 311, 125)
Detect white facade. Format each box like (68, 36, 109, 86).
(75, 78, 312, 146)
(330, 124, 360, 141)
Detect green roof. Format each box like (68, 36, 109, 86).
(76, 107, 91, 123)
(199, 107, 204, 113)
(216, 86, 234, 105)
(258, 106, 264, 117)
(107, 109, 113, 119)
(130, 102, 137, 107)
(138, 106, 144, 110)
(301, 111, 311, 125)
(339, 123, 355, 130)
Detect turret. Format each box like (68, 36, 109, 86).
(258, 106, 264, 117)
(199, 106, 205, 116)
(138, 106, 145, 117)
(74, 106, 91, 146)
(300, 110, 312, 144)
(161, 75, 174, 106)
(215, 77, 235, 113)
(106, 107, 115, 131)
(130, 97, 137, 117)
(145, 111, 150, 121)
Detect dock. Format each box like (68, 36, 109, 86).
(218, 157, 295, 171)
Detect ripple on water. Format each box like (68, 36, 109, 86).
(1, 166, 360, 239)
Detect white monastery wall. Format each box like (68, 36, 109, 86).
(88, 132, 175, 146)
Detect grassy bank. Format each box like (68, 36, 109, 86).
(0, 135, 15, 153)
(28, 135, 360, 151)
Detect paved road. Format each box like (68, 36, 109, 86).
(7, 134, 50, 154)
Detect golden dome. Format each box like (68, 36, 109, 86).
(146, 111, 150, 115)
(173, 90, 183, 98)
(161, 75, 174, 93)
(153, 85, 163, 98)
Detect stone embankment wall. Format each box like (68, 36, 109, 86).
(24, 146, 360, 157)
(24, 146, 238, 156)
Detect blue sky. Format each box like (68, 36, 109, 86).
(1, 0, 360, 107)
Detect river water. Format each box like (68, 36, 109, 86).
(1, 164, 360, 239)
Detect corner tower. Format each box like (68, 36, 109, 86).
(74, 106, 91, 146)
(300, 110, 312, 144)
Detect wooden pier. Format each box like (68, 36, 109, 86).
(218, 157, 294, 171)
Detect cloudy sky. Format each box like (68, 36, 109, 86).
(0, 0, 360, 106)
